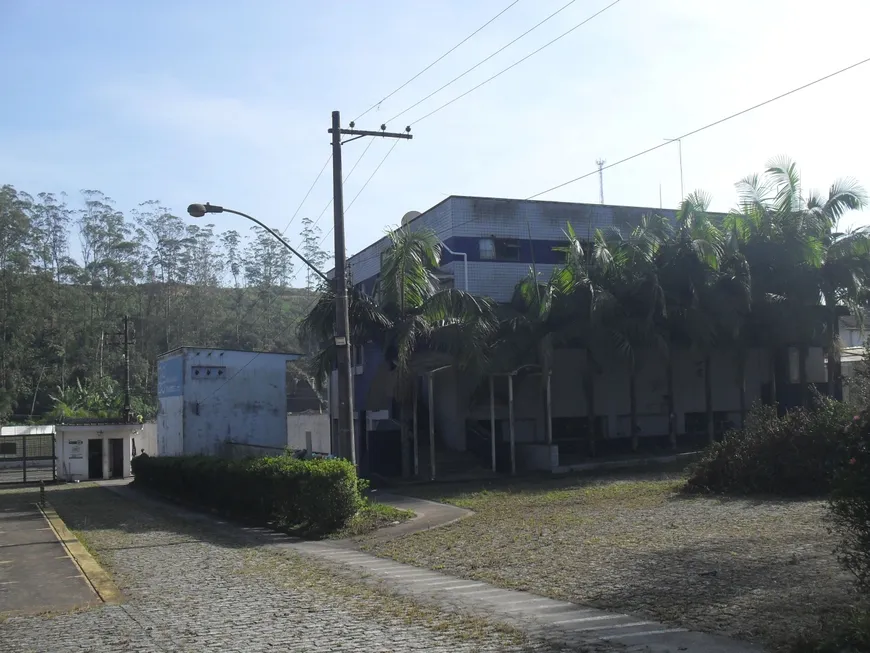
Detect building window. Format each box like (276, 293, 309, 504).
(479, 237, 520, 261)
(0, 441, 16, 455)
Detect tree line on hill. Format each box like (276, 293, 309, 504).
(0, 184, 329, 421)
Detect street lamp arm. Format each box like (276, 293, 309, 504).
(187, 203, 329, 282)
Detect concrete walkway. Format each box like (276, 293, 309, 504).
(0, 494, 97, 615)
(102, 481, 762, 652)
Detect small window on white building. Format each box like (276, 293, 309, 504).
(0, 441, 16, 455)
(480, 237, 520, 261)
(479, 238, 496, 260)
(352, 345, 364, 367)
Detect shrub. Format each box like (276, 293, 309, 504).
(830, 409, 870, 596)
(131, 453, 363, 535)
(685, 396, 856, 496)
(789, 608, 870, 652)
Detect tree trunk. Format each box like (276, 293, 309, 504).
(400, 399, 410, 478)
(586, 347, 596, 457)
(705, 354, 714, 444)
(667, 355, 676, 449)
(737, 349, 747, 429)
(629, 364, 638, 452)
(799, 344, 808, 408)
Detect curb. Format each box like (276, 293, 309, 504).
(39, 502, 122, 605)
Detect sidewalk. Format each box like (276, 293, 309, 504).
(0, 493, 97, 616)
(101, 480, 762, 653)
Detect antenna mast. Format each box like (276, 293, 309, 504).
(596, 159, 606, 204)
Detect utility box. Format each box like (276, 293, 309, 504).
(157, 347, 301, 456)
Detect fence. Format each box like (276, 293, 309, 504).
(0, 432, 56, 484)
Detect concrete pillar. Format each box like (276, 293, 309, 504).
(101, 433, 109, 480)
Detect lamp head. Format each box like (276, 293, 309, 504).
(187, 203, 207, 218)
(187, 203, 223, 218)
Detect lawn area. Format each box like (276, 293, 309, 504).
(362, 470, 853, 650)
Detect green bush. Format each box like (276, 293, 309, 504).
(685, 396, 856, 496)
(789, 608, 870, 652)
(830, 409, 870, 596)
(131, 454, 363, 535)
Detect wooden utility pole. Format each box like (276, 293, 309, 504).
(122, 315, 134, 424)
(328, 111, 412, 464)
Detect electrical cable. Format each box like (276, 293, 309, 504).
(280, 154, 331, 237)
(344, 54, 870, 269)
(410, 0, 622, 126)
(385, 0, 580, 125)
(320, 139, 403, 246)
(353, 0, 522, 123)
(526, 54, 870, 199)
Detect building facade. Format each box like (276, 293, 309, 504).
(332, 196, 827, 474)
(157, 347, 302, 456)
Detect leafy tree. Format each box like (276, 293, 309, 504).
(299, 217, 329, 292)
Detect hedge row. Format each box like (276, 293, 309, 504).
(131, 454, 362, 535)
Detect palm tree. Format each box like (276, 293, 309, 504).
(559, 224, 619, 455)
(725, 157, 867, 406)
(298, 227, 495, 477)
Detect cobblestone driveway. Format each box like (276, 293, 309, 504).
(1, 485, 577, 652)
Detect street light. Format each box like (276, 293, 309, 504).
(187, 203, 328, 282)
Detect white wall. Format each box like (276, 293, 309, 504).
(287, 413, 330, 454)
(180, 349, 297, 455)
(157, 349, 300, 456)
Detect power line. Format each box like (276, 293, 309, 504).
(304, 137, 377, 235)
(344, 54, 870, 270)
(353, 0, 522, 123)
(411, 0, 623, 125)
(385, 0, 579, 125)
(527, 54, 870, 199)
(280, 154, 331, 237)
(321, 139, 403, 245)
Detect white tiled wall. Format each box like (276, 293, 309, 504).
(347, 196, 671, 298)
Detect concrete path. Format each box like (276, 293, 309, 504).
(0, 495, 97, 615)
(358, 491, 472, 544)
(103, 481, 762, 652)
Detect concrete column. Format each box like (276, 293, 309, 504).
(101, 433, 109, 480)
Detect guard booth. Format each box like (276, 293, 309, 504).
(0, 425, 56, 484)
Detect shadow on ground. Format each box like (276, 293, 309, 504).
(0, 483, 286, 555)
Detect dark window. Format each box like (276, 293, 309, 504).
(479, 237, 520, 261)
(0, 441, 16, 455)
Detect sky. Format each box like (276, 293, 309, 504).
(2, 0, 870, 282)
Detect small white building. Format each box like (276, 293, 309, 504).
(157, 347, 302, 456)
(56, 421, 156, 482)
(0, 422, 156, 483)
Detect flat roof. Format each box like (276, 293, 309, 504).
(158, 346, 303, 360)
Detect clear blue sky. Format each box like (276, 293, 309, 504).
(3, 0, 869, 282)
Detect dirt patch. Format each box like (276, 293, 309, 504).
(362, 473, 855, 649)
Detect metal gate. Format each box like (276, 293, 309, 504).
(0, 432, 56, 484)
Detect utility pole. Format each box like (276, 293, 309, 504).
(328, 110, 412, 464)
(120, 315, 134, 424)
(596, 159, 606, 204)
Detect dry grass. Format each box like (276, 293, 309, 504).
(362, 471, 855, 650)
